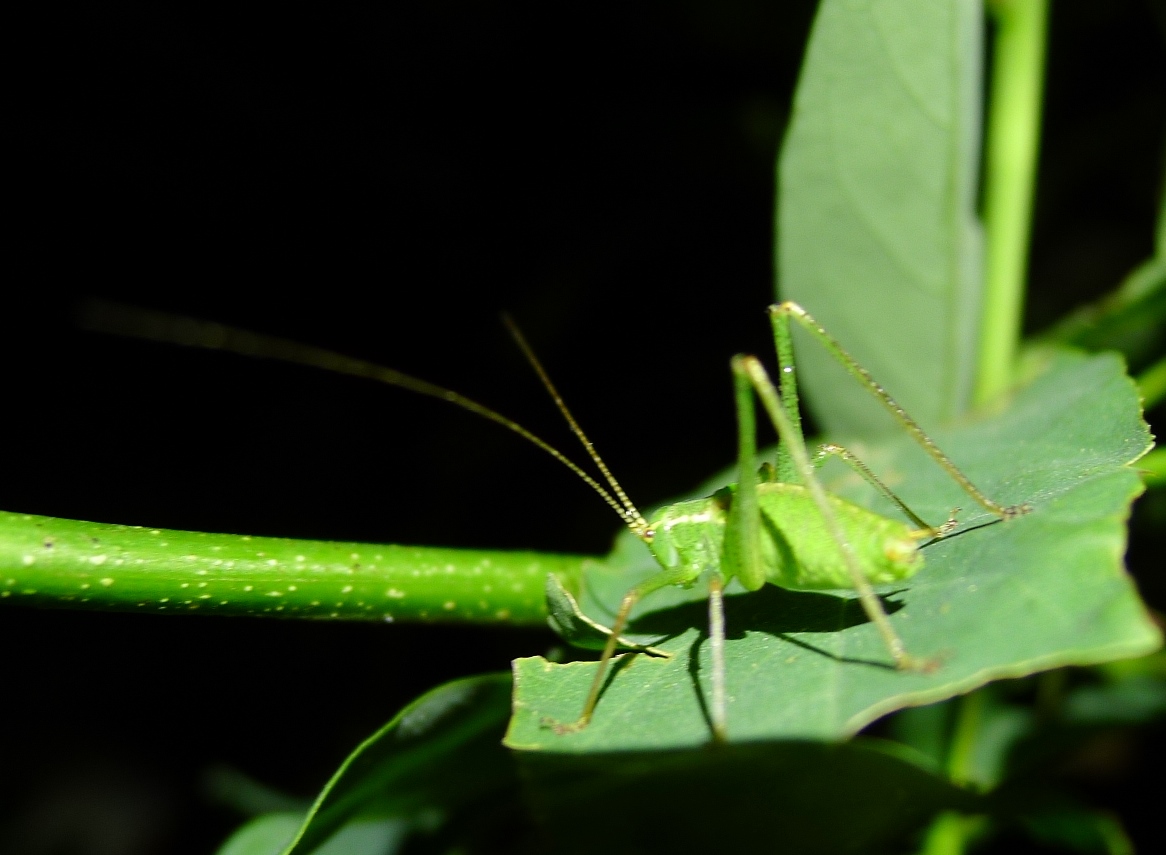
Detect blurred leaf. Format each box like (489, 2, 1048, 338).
(1019, 808, 1134, 855)
(507, 350, 1160, 752)
(217, 814, 301, 855)
(778, 0, 984, 436)
(957, 690, 1034, 791)
(887, 702, 953, 773)
(282, 674, 515, 855)
(1037, 257, 1165, 372)
(518, 740, 977, 855)
(218, 813, 409, 855)
(204, 765, 311, 817)
(1062, 675, 1166, 726)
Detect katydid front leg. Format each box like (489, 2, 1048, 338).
(546, 563, 703, 735)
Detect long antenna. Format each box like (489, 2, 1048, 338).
(75, 299, 650, 536)
(502, 315, 648, 534)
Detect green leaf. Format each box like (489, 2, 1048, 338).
(281, 673, 515, 855)
(506, 350, 1160, 752)
(778, 0, 984, 436)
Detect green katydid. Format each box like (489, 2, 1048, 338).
(79, 298, 1030, 742)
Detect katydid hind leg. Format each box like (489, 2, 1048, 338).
(732, 356, 935, 673)
(769, 302, 1030, 521)
(769, 302, 803, 486)
(727, 357, 765, 592)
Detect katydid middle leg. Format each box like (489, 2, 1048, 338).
(814, 443, 960, 537)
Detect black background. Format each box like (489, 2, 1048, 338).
(3, 2, 1164, 852)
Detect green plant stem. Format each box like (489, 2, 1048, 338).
(920, 812, 982, 855)
(945, 690, 985, 786)
(0, 511, 585, 624)
(977, 0, 1049, 405)
(919, 691, 990, 855)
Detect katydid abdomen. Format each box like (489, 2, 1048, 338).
(648, 483, 922, 594)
